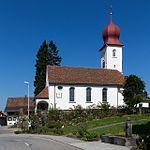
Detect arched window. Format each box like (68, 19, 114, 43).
(102, 88, 107, 102)
(113, 49, 116, 57)
(114, 65, 116, 68)
(69, 87, 75, 102)
(86, 87, 91, 102)
(102, 60, 105, 68)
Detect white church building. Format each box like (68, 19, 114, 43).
(35, 13, 125, 111)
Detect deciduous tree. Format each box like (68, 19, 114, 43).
(123, 75, 147, 109)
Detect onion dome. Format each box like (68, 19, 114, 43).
(102, 12, 123, 46)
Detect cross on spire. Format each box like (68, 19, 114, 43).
(110, 5, 113, 22)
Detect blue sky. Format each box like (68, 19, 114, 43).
(0, 0, 150, 110)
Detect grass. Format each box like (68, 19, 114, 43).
(87, 114, 150, 129)
(62, 114, 150, 136)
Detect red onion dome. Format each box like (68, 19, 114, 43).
(102, 18, 123, 46)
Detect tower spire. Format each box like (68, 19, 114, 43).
(102, 5, 123, 46)
(110, 5, 112, 22)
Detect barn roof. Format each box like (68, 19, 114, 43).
(5, 97, 35, 113)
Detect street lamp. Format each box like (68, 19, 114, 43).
(24, 81, 29, 129)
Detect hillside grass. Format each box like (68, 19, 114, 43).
(62, 114, 150, 136)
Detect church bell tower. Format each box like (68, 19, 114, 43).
(100, 10, 123, 73)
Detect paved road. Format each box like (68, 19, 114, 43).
(0, 134, 81, 150)
(0, 126, 14, 134)
(0, 126, 130, 150)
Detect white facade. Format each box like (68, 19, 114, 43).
(35, 14, 125, 111)
(137, 101, 150, 108)
(7, 115, 18, 126)
(48, 85, 124, 110)
(101, 45, 123, 73)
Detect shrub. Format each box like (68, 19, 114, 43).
(138, 136, 150, 150)
(14, 130, 22, 134)
(30, 113, 42, 128)
(48, 109, 60, 121)
(50, 128, 64, 135)
(75, 122, 99, 141)
(47, 121, 63, 129)
(81, 132, 99, 141)
(46, 120, 64, 135)
(61, 110, 75, 124)
(75, 122, 88, 137)
(18, 116, 28, 131)
(35, 127, 50, 134)
(98, 102, 110, 110)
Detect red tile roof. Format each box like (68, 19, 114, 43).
(5, 97, 35, 113)
(141, 99, 150, 103)
(47, 66, 124, 86)
(35, 87, 49, 99)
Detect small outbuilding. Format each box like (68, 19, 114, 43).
(5, 97, 35, 126)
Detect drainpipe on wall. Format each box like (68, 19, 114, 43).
(54, 85, 56, 109)
(117, 88, 119, 108)
(50, 103, 53, 109)
(35, 102, 37, 114)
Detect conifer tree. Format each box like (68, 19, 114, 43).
(34, 40, 62, 96)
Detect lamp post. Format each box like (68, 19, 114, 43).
(24, 81, 29, 129)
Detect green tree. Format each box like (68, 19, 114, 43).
(123, 75, 147, 110)
(34, 40, 62, 96)
(48, 41, 62, 66)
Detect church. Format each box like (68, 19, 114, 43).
(35, 12, 125, 111)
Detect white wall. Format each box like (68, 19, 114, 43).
(7, 115, 18, 126)
(48, 85, 124, 110)
(101, 45, 123, 72)
(118, 88, 124, 106)
(137, 102, 150, 108)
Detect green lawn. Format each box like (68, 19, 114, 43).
(62, 114, 150, 136)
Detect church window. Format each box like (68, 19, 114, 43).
(102, 60, 105, 68)
(114, 65, 116, 68)
(102, 88, 107, 102)
(69, 87, 75, 102)
(86, 87, 91, 102)
(113, 49, 116, 57)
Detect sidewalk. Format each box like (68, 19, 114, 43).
(30, 134, 130, 150)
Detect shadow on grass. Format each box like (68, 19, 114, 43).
(133, 121, 150, 136)
(133, 121, 150, 150)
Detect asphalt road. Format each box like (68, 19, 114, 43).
(0, 134, 81, 150)
(0, 126, 14, 134)
(0, 126, 129, 150)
